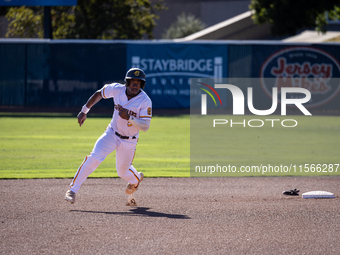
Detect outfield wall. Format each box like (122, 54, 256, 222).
(1, 39, 340, 113)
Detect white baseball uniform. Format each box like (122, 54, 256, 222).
(69, 83, 152, 193)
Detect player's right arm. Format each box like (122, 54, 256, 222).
(77, 90, 103, 127)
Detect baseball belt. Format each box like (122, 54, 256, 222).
(115, 131, 136, 140)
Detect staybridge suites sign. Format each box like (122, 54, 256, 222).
(127, 43, 227, 108)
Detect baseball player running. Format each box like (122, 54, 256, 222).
(65, 68, 152, 204)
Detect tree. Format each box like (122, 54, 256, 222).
(162, 13, 205, 39)
(249, 0, 340, 36)
(5, 0, 165, 39)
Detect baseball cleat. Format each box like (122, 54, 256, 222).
(65, 190, 76, 204)
(125, 172, 144, 195)
(126, 195, 137, 206)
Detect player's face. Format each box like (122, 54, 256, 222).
(126, 79, 142, 96)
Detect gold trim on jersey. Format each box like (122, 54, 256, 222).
(102, 86, 108, 99)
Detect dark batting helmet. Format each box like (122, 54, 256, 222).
(125, 68, 146, 89)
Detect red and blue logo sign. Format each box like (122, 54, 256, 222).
(260, 47, 340, 108)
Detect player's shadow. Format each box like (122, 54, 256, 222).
(70, 207, 190, 219)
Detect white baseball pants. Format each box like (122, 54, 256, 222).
(69, 126, 142, 193)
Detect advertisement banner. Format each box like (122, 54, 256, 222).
(127, 43, 228, 108)
(252, 45, 340, 113)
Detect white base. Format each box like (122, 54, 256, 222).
(302, 191, 335, 199)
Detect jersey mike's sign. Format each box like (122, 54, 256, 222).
(260, 47, 340, 108)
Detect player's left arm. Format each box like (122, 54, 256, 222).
(118, 101, 152, 132)
(128, 116, 151, 132)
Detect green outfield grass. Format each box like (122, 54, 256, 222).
(0, 114, 339, 179)
(0, 114, 190, 178)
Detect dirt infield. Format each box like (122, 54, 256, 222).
(1, 177, 339, 254)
